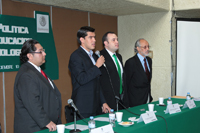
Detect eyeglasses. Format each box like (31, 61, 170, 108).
(30, 49, 45, 54)
(139, 46, 150, 49)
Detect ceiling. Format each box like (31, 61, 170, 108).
(13, 0, 169, 16)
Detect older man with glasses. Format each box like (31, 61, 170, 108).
(124, 38, 153, 107)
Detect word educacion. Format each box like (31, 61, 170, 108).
(0, 37, 31, 45)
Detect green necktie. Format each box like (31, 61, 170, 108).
(113, 54, 123, 94)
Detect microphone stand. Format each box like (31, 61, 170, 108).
(104, 64, 120, 112)
(115, 96, 120, 112)
(70, 110, 81, 133)
(116, 101, 119, 112)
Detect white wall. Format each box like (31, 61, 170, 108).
(176, 20, 200, 97)
(118, 12, 172, 101)
(174, 0, 200, 10)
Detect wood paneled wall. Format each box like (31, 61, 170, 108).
(0, 0, 117, 132)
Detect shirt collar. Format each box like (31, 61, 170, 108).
(105, 48, 116, 57)
(137, 53, 146, 62)
(80, 46, 93, 56)
(28, 61, 41, 72)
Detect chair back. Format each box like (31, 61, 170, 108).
(65, 105, 74, 123)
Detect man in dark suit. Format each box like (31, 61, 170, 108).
(68, 26, 110, 119)
(124, 38, 153, 107)
(14, 39, 62, 133)
(99, 32, 129, 111)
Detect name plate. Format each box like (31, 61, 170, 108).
(183, 99, 196, 109)
(137, 112, 157, 124)
(165, 103, 181, 114)
(91, 124, 114, 133)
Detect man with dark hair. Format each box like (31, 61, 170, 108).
(14, 39, 62, 133)
(124, 38, 153, 107)
(68, 26, 110, 119)
(100, 32, 129, 111)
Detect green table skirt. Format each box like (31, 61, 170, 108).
(36, 98, 200, 133)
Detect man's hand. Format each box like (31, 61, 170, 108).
(95, 55, 105, 68)
(46, 121, 56, 132)
(102, 103, 111, 113)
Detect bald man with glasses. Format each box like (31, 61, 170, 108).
(124, 38, 153, 107)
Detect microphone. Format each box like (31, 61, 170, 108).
(95, 50, 106, 67)
(115, 96, 120, 112)
(115, 96, 120, 101)
(95, 50, 101, 57)
(67, 99, 82, 133)
(68, 99, 88, 124)
(68, 99, 79, 112)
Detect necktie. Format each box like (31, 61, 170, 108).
(144, 58, 150, 82)
(113, 54, 123, 94)
(89, 53, 96, 65)
(41, 70, 48, 81)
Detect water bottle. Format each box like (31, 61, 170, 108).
(186, 92, 191, 100)
(167, 97, 172, 105)
(109, 109, 115, 127)
(88, 116, 95, 133)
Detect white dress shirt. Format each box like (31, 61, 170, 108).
(105, 48, 123, 77)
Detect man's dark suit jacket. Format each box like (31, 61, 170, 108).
(68, 47, 106, 117)
(14, 62, 62, 133)
(99, 49, 129, 110)
(124, 54, 153, 107)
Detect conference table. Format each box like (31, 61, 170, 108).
(36, 98, 200, 133)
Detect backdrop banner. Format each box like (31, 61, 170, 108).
(0, 11, 59, 80)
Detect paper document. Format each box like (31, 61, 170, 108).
(128, 117, 140, 122)
(94, 117, 109, 122)
(193, 97, 200, 101)
(65, 124, 88, 131)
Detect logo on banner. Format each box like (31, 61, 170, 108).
(37, 14, 49, 33)
(0, 12, 59, 79)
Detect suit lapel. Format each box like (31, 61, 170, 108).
(116, 54, 123, 67)
(146, 57, 152, 79)
(78, 47, 94, 67)
(102, 49, 118, 72)
(91, 50, 98, 61)
(25, 62, 56, 92)
(102, 49, 126, 94)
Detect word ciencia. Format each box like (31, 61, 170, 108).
(0, 49, 21, 56)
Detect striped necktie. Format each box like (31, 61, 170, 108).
(144, 58, 150, 81)
(113, 54, 123, 94)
